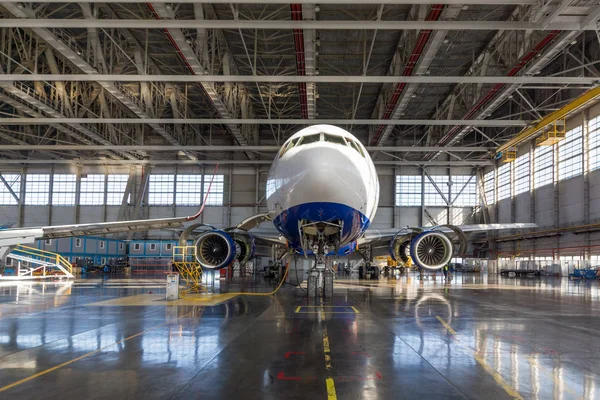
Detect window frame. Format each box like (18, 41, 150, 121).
(557, 125, 583, 181)
(148, 174, 175, 206)
(496, 163, 511, 201)
(203, 174, 225, 206)
(513, 154, 530, 196)
(51, 174, 77, 206)
(106, 174, 129, 206)
(451, 175, 477, 207)
(0, 173, 21, 206)
(534, 145, 554, 189)
(24, 174, 50, 205)
(80, 174, 106, 206)
(395, 175, 422, 207)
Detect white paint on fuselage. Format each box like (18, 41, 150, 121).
(266, 125, 379, 242)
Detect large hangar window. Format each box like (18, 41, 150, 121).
(52, 174, 77, 206)
(149, 175, 175, 205)
(176, 175, 203, 206)
(424, 176, 449, 206)
(513, 154, 530, 196)
(106, 175, 129, 205)
(452, 176, 477, 207)
(395, 175, 421, 206)
(588, 116, 600, 171)
(0, 174, 21, 206)
(496, 164, 511, 201)
(24, 174, 50, 205)
(534, 146, 553, 189)
(557, 126, 583, 181)
(80, 174, 106, 205)
(484, 170, 495, 205)
(203, 175, 224, 206)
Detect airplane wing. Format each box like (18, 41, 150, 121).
(0, 171, 222, 248)
(356, 222, 537, 270)
(0, 212, 202, 248)
(359, 223, 538, 245)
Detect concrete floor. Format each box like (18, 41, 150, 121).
(1, 273, 600, 399)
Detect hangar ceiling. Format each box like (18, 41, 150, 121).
(0, 0, 599, 166)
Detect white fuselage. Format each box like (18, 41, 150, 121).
(266, 125, 379, 247)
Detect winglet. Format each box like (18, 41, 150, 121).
(186, 163, 219, 221)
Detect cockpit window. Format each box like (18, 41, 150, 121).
(299, 134, 321, 145)
(323, 134, 348, 146)
(348, 138, 366, 157)
(279, 138, 298, 158)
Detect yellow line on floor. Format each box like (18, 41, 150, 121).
(436, 315, 457, 335)
(0, 311, 193, 393)
(475, 354, 524, 400)
(350, 306, 360, 314)
(326, 377, 337, 400)
(321, 304, 337, 400)
(433, 315, 522, 399)
(295, 306, 302, 313)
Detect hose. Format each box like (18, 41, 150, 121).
(180, 253, 292, 299)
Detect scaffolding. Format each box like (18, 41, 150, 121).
(173, 245, 206, 293)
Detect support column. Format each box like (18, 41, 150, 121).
(18, 168, 25, 228)
(74, 167, 82, 224)
(583, 109, 591, 265)
(48, 167, 54, 226)
(529, 142, 536, 258)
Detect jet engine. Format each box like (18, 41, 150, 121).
(409, 231, 453, 270)
(195, 230, 256, 269)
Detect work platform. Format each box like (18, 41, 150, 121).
(1, 274, 599, 399)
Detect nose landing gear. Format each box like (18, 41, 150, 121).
(306, 239, 336, 298)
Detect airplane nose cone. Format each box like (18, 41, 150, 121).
(280, 146, 369, 214)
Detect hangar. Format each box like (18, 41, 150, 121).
(1, 1, 600, 398)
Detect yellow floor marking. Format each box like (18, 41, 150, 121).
(436, 316, 457, 335)
(0, 311, 193, 393)
(321, 304, 337, 400)
(433, 315, 522, 399)
(294, 305, 358, 314)
(527, 355, 584, 399)
(86, 293, 237, 307)
(326, 377, 337, 400)
(475, 354, 524, 400)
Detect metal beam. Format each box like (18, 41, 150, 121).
(0, 0, 539, 4)
(1, 19, 595, 31)
(496, 87, 600, 154)
(1, 75, 597, 84)
(0, 118, 529, 127)
(0, 159, 493, 166)
(1, 3, 193, 160)
(0, 145, 494, 152)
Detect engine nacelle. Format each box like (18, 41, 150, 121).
(230, 232, 256, 265)
(409, 231, 453, 270)
(195, 230, 236, 269)
(195, 230, 256, 269)
(389, 228, 422, 263)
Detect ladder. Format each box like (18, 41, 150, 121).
(2, 245, 74, 280)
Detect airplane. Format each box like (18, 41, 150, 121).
(0, 124, 535, 284)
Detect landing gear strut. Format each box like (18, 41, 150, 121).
(307, 242, 334, 298)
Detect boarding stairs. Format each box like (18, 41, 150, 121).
(2, 245, 74, 280)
